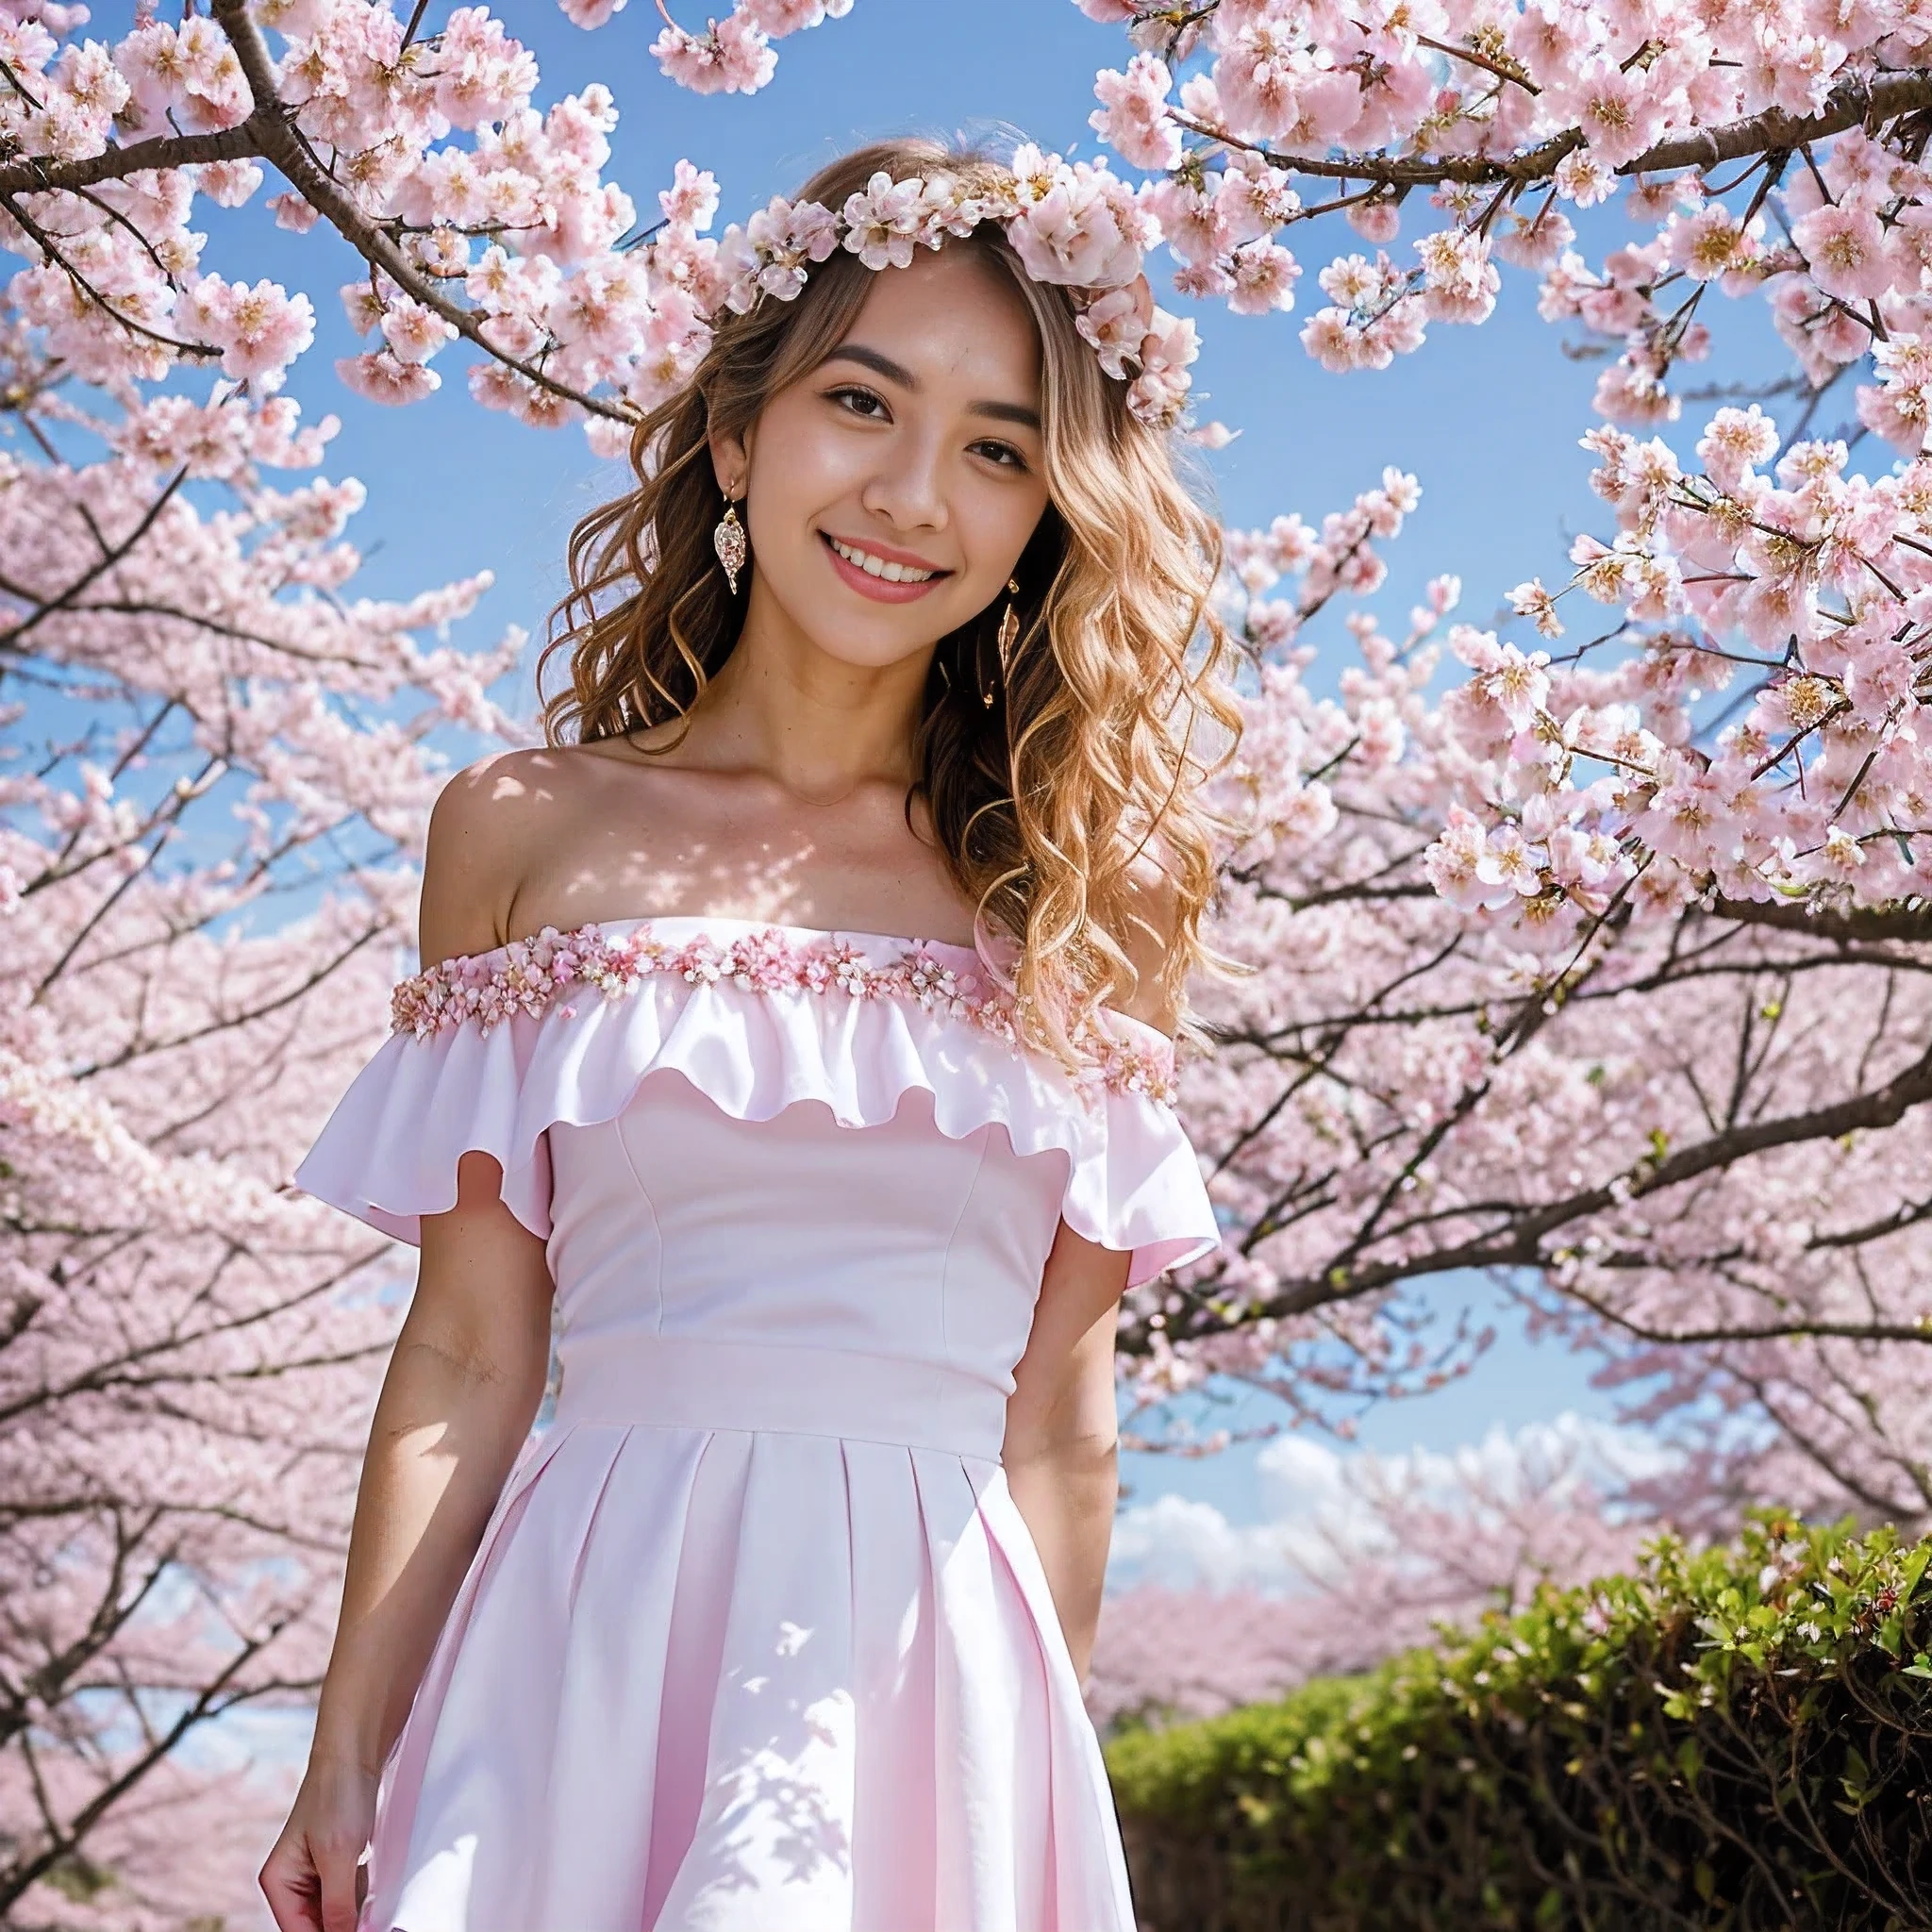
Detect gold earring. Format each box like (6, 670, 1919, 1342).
(983, 577, 1021, 708)
(996, 577, 1022, 673)
(713, 495, 747, 595)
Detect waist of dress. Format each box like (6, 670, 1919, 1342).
(551, 1334, 1010, 1459)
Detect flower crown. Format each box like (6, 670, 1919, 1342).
(702, 147, 1200, 431)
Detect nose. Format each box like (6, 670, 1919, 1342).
(858, 423, 949, 535)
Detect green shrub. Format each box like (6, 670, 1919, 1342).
(1105, 1515, 1932, 1930)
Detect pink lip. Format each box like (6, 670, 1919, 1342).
(819, 530, 951, 605)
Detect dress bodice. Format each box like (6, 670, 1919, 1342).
(295, 915, 1220, 1456)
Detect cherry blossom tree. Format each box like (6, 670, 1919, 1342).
(0, 310, 520, 1923)
(8, 0, 1932, 1855)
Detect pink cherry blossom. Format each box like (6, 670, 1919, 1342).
(176, 275, 316, 385)
(1791, 201, 1895, 303)
(1226, 242, 1301, 315)
(839, 171, 929, 272)
(1005, 146, 1151, 289)
(1124, 306, 1198, 425)
(1074, 276, 1155, 377)
(336, 348, 442, 404)
(1091, 53, 1183, 172)
(650, 11, 776, 94)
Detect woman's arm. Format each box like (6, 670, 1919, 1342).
(1002, 1225, 1133, 1686)
(309, 1162, 555, 1774)
(1003, 870, 1181, 1682)
(260, 1162, 555, 1932)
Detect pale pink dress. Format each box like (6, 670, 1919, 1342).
(294, 914, 1219, 1932)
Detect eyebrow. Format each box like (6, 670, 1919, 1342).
(823, 343, 1042, 432)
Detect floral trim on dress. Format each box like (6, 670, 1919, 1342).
(389, 923, 1180, 1106)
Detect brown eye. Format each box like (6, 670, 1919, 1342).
(828, 384, 889, 419)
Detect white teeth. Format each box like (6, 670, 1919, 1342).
(829, 536, 936, 583)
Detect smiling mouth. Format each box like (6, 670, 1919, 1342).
(823, 533, 947, 584)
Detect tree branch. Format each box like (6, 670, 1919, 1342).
(1158, 1038, 1932, 1344)
(1707, 892, 1932, 944)
(0, 123, 267, 202)
(208, 0, 634, 425)
(1184, 67, 1932, 191)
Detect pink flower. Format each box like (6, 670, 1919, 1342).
(1791, 202, 1895, 304)
(839, 171, 928, 272)
(178, 275, 316, 386)
(1141, 174, 1230, 267)
(1091, 53, 1183, 172)
(1423, 808, 1532, 913)
(1075, 277, 1155, 377)
(431, 8, 537, 130)
(1125, 308, 1198, 427)
(1557, 56, 1668, 170)
(1554, 150, 1617, 208)
(658, 158, 720, 230)
(193, 158, 262, 208)
(742, 0, 853, 33)
(1345, 197, 1401, 244)
(1226, 242, 1301, 315)
(1416, 228, 1498, 325)
(1218, 161, 1301, 245)
(378, 296, 458, 365)
(268, 192, 320, 233)
(1212, 18, 1309, 141)
(1005, 145, 1151, 289)
(716, 193, 840, 309)
(651, 13, 775, 94)
(1665, 205, 1758, 282)
(726, 928, 799, 992)
(336, 351, 441, 406)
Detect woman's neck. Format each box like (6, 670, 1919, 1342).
(689, 606, 930, 802)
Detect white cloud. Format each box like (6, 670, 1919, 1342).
(1108, 1411, 1677, 1595)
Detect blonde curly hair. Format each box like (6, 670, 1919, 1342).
(542, 137, 1242, 1063)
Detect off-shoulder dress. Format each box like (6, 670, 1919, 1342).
(293, 913, 1219, 1932)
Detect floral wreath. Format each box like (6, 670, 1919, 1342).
(702, 146, 1200, 431)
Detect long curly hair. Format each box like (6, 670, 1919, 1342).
(541, 138, 1242, 1062)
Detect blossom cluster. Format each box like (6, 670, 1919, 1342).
(0, 1, 1213, 447)
(390, 920, 1183, 1102)
(644, 0, 854, 96)
(1420, 405, 1932, 947)
(1066, 2, 1932, 375)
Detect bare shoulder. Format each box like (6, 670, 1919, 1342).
(420, 747, 601, 966)
(1109, 858, 1186, 1036)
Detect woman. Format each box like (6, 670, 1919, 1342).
(263, 137, 1239, 1932)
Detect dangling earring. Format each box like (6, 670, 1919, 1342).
(713, 493, 747, 595)
(997, 577, 1022, 674)
(983, 577, 1021, 708)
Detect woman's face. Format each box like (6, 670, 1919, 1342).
(714, 246, 1052, 675)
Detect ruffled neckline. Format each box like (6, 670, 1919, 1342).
(390, 913, 1180, 1104)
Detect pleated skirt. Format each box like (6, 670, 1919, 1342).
(358, 1419, 1137, 1931)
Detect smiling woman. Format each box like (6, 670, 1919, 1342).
(268, 138, 1241, 1932)
(540, 139, 1240, 1059)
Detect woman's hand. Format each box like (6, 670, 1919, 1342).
(258, 1754, 378, 1932)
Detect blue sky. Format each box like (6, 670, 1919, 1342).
(219, 1, 1808, 1557)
